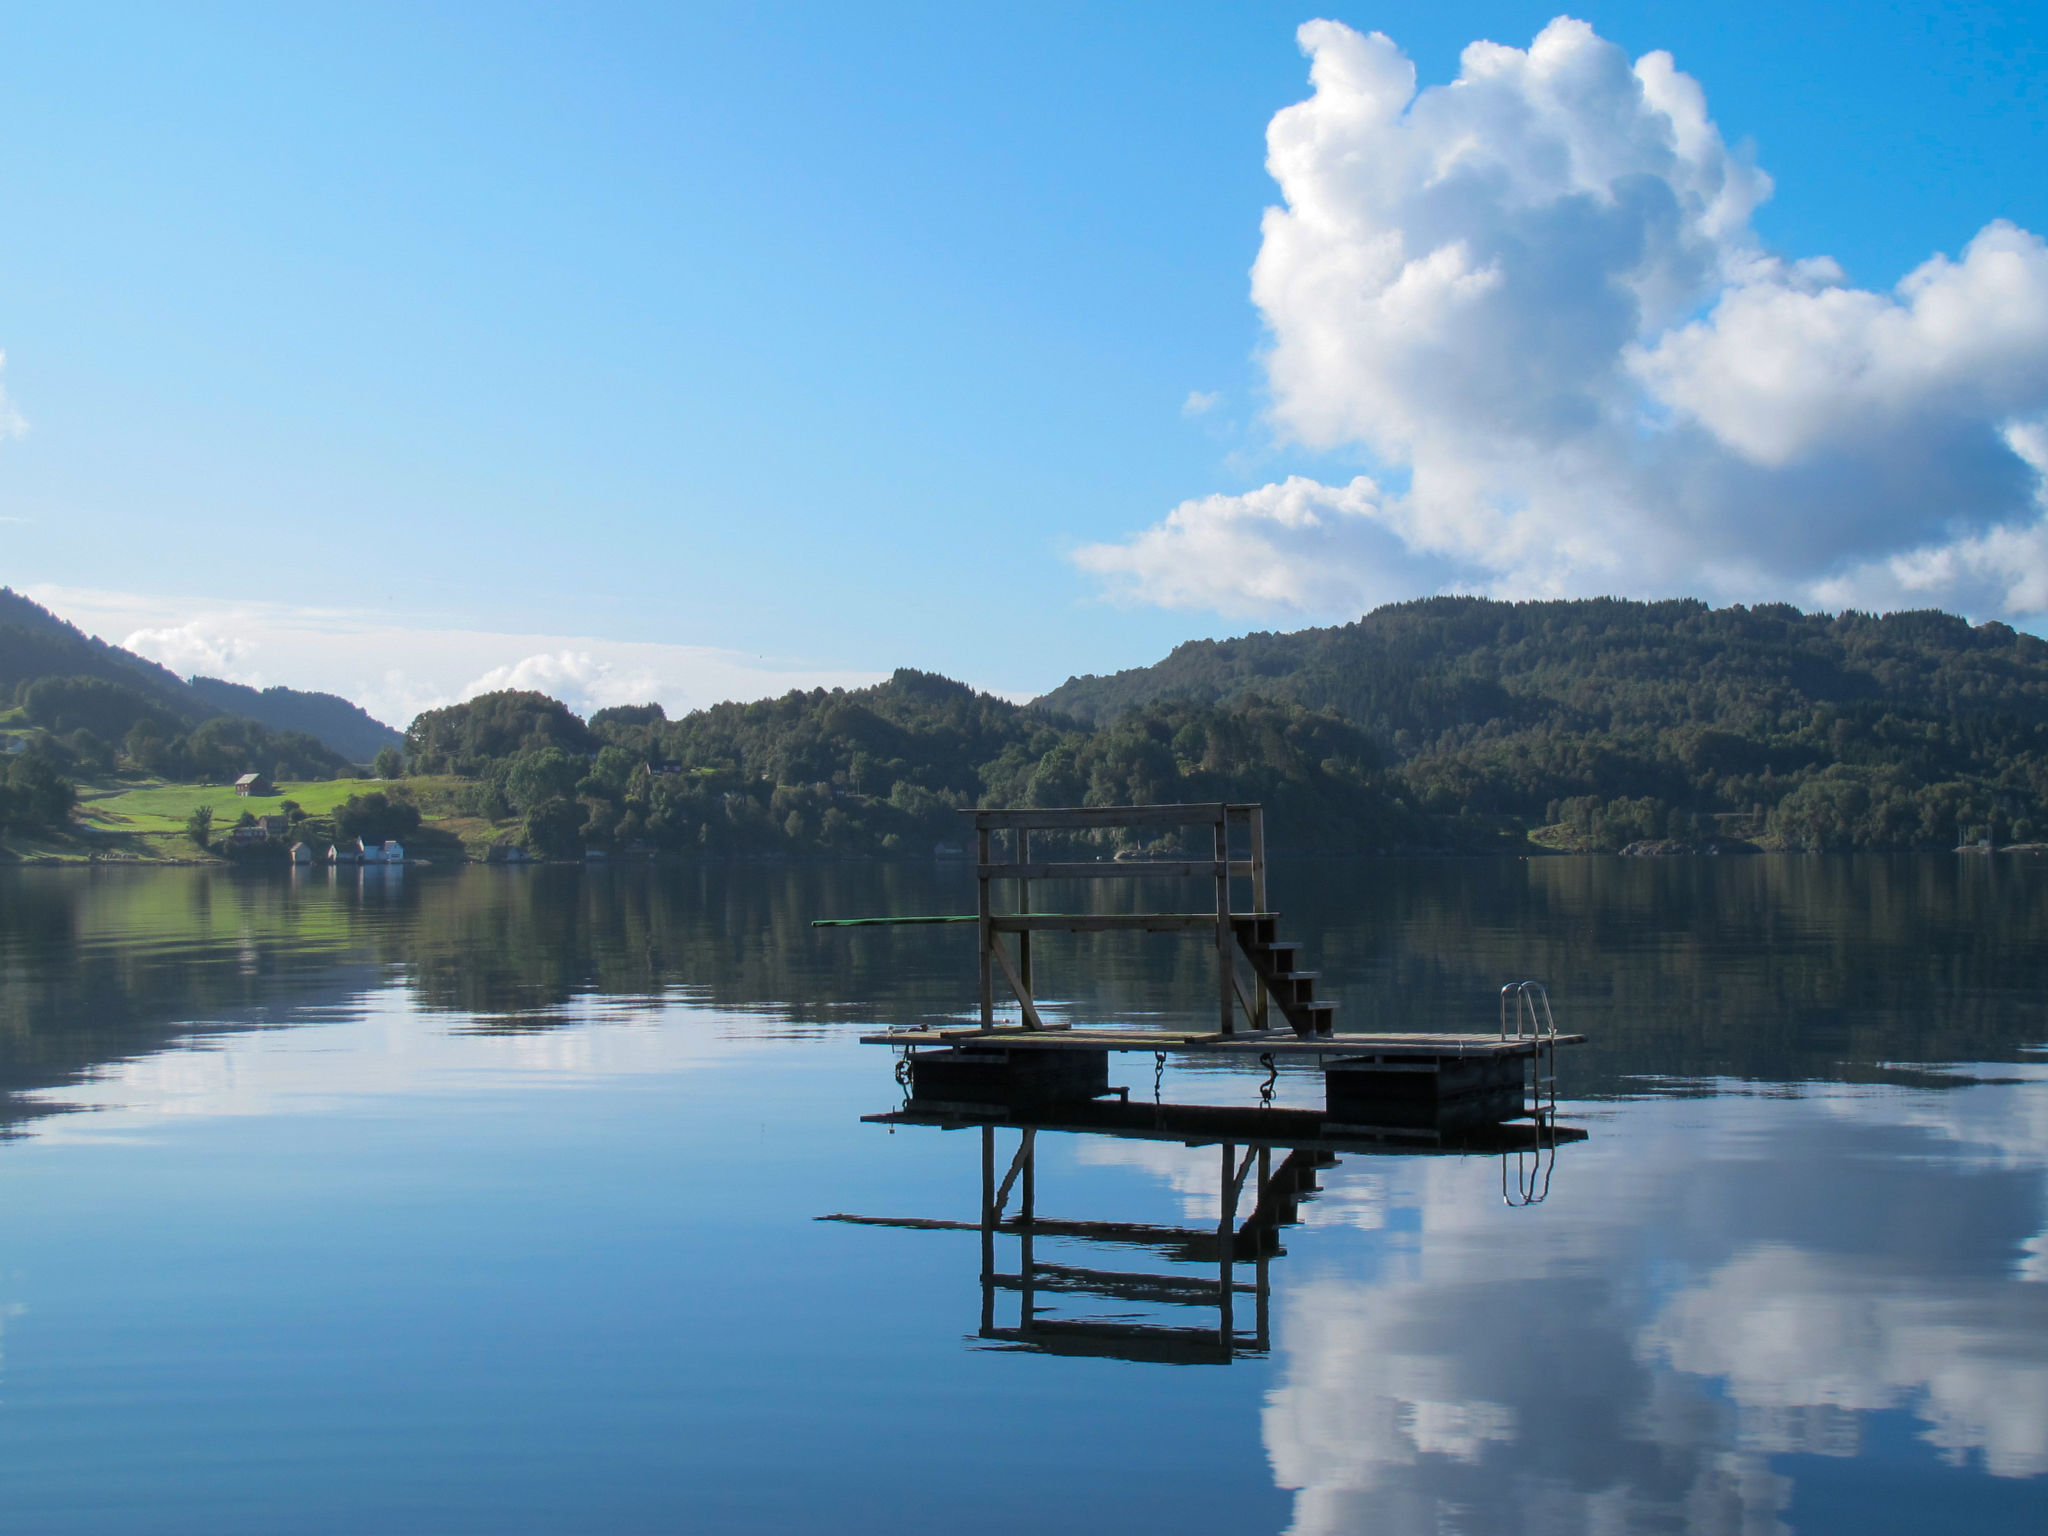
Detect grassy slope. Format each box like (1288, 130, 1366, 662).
(33, 775, 514, 863)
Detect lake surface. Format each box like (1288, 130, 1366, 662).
(0, 857, 2043, 1534)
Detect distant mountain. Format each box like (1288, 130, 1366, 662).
(189, 677, 399, 762)
(0, 587, 214, 721)
(0, 589, 396, 762)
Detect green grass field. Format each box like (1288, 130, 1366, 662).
(0, 775, 520, 864)
(75, 776, 462, 834)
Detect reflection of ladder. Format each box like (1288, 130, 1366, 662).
(1231, 916, 1337, 1038)
(1499, 981, 1558, 1205)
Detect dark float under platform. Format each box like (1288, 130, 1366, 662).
(863, 1026, 1586, 1134)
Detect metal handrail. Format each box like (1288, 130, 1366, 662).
(1498, 980, 1556, 1041)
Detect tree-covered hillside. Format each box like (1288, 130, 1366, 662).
(1039, 598, 2048, 850)
(1, 590, 397, 764)
(422, 671, 1420, 859)
(0, 588, 213, 719)
(189, 677, 400, 762)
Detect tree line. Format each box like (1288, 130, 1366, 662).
(402, 672, 1435, 859)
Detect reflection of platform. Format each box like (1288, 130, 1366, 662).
(865, 1098, 1588, 1154)
(825, 1100, 1587, 1365)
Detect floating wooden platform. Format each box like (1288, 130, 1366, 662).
(860, 1026, 1585, 1060)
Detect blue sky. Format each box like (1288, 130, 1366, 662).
(3, 2, 2046, 723)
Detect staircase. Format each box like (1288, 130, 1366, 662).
(1231, 914, 1337, 1038)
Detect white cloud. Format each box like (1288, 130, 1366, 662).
(32, 585, 890, 729)
(1183, 389, 1223, 416)
(1077, 17, 2048, 630)
(455, 650, 665, 715)
(120, 621, 261, 683)
(1072, 474, 1452, 616)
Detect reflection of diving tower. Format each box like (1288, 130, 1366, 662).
(825, 1101, 1586, 1366)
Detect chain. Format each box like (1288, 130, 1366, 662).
(1153, 1050, 1166, 1103)
(1258, 1051, 1277, 1108)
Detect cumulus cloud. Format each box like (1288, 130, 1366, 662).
(1073, 474, 1452, 615)
(455, 650, 667, 718)
(1182, 389, 1223, 416)
(1076, 17, 2048, 629)
(122, 621, 263, 685)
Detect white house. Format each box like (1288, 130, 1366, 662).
(289, 841, 313, 864)
(362, 839, 404, 864)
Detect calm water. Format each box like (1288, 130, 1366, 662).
(0, 857, 2043, 1534)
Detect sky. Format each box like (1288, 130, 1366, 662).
(2, 1, 2046, 726)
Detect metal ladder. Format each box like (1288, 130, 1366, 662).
(1499, 981, 1559, 1207)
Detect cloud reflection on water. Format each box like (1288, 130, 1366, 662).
(1253, 1076, 2048, 1534)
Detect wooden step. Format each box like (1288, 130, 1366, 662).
(1286, 1000, 1337, 1039)
(1230, 915, 1279, 946)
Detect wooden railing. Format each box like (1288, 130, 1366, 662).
(966, 803, 1269, 1034)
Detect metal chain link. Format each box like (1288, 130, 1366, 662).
(1258, 1051, 1277, 1108)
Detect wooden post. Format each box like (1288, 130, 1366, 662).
(1018, 1130, 1036, 1342)
(1214, 813, 1233, 1035)
(1218, 1141, 1237, 1346)
(1016, 827, 1031, 998)
(1254, 1144, 1271, 1350)
(979, 1125, 996, 1334)
(977, 825, 994, 1029)
(1250, 807, 1269, 1032)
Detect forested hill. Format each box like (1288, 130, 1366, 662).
(407, 671, 1419, 858)
(1040, 597, 2048, 731)
(189, 677, 400, 761)
(0, 587, 211, 719)
(0, 589, 395, 762)
(1037, 598, 2048, 850)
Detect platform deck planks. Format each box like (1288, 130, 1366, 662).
(859, 1027, 1584, 1060)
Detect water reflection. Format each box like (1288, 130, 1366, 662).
(830, 1101, 1587, 1366)
(5, 856, 2041, 1128)
(1258, 1075, 2048, 1534)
